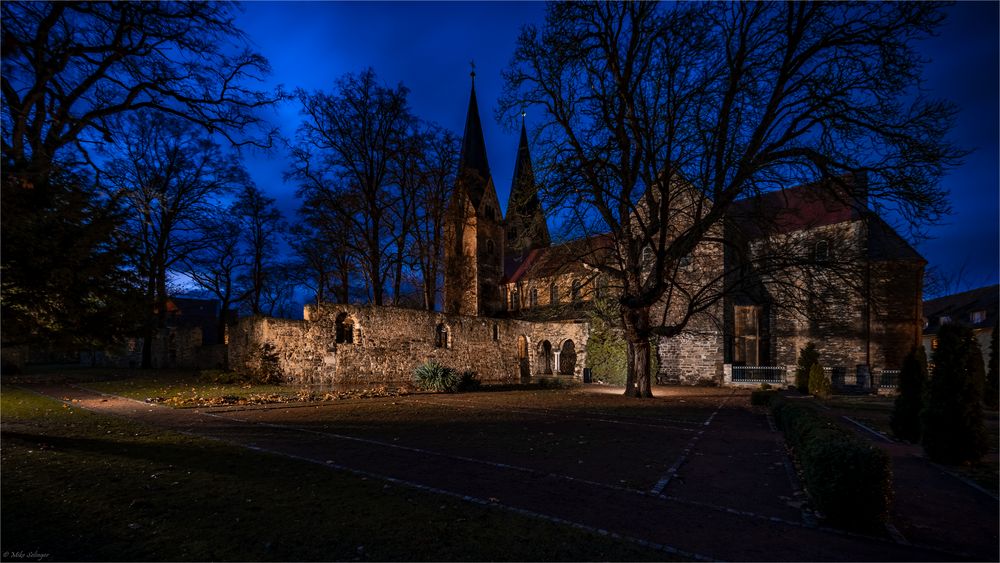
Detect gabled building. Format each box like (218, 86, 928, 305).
(923, 284, 999, 364)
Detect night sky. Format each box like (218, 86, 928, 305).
(236, 1, 999, 295)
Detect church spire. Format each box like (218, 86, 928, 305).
(506, 114, 550, 258)
(457, 66, 491, 208)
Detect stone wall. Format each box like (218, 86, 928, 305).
(657, 330, 725, 385)
(229, 304, 589, 386)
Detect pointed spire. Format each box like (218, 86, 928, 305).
(457, 67, 491, 208)
(507, 114, 550, 257)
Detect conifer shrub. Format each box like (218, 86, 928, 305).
(808, 362, 831, 399)
(244, 342, 283, 384)
(890, 346, 927, 442)
(772, 397, 892, 531)
(921, 323, 989, 464)
(413, 361, 460, 392)
(795, 342, 819, 392)
(987, 321, 999, 409)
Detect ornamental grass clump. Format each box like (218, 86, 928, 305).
(413, 361, 460, 393)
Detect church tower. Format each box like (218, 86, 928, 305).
(504, 116, 550, 261)
(443, 71, 505, 316)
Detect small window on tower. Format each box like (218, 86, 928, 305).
(485, 239, 495, 256)
(814, 240, 829, 262)
(970, 310, 986, 324)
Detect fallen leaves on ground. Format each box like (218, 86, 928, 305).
(145, 386, 408, 407)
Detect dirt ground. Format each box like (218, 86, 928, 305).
(21, 383, 999, 562)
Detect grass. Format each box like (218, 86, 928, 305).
(0, 385, 673, 561)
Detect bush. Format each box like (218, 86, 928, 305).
(922, 323, 989, 464)
(890, 346, 927, 442)
(243, 342, 283, 384)
(987, 320, 999, 409)
(795, 342, 819, 392)
(808, 362, 830, 399)
(458, 370, 481, 392)
(413, 361, 460, 392)
(772, 398, 892, 530)
(750, 389, 778, 406)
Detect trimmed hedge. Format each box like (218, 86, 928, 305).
(772, 397, 892, 531)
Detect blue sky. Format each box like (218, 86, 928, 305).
(236, 1, 999, 294)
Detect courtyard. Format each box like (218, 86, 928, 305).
(2, 371, 996, 561)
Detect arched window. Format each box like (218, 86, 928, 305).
(549, 282, 559, 305)
(814, 240, 829, 262)
(529, 288, 538, 308)
(595, 276, 607, 300)
(560, 340, 576, 375)
(571, 279, 582, 302)
(492, 323, 499, 341)
(485, 239, 495, 256)
(435, 323, 451, 349)
(511, 288, 520, 310)
(335, 313, 355, 344)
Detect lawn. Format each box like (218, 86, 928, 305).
(0, 385, 671, 561)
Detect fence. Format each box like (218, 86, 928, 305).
(875, 369, 900, 389)
(730, 365, 787, 384)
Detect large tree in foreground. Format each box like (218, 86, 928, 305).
(500, 2, 961, 397)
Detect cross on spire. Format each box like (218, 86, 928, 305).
(469, 60, 476, 84)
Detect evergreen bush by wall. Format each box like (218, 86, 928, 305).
(890, 346, 927, 442)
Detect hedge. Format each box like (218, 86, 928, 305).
(771, 397, 893, 531)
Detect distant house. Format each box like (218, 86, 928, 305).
(922, 284, 998, 364)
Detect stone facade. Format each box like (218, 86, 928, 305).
(228, 304, 588, 386)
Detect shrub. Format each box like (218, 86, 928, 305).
(750, 389, 778, 406)
(413, 361, 460, 392)
(890, 346, 927, 442)
(922, 323, 989, 464)
(458, 370, 481, 392)
(772, 398, 892, 531)
(243, 342, 283, 384)
(987, 320, 999, 409)
(808, 362, 830, 399)
(795, 343, 819, 393)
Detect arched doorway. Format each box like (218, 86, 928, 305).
(517, 335, 530, 382)
(538, 340, 553, 374)
(560, 339, 576, 376)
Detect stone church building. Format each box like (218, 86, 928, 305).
(230, 76, 924, 388)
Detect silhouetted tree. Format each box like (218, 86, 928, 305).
(105, 112, 247, 367)
(891, 345, 928, 442)
(922, 323, 988, 464)
(233, 185, 287, 316)
(290, 69, 413, 306)
(500, 2, 961, 397)
(2, 1, 277, 348)
(987, 321, 999, 409)
(409, 124, 459, 310)
(183, 209, 246, 346)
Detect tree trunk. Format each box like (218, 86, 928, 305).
(623, 306, 653, 398)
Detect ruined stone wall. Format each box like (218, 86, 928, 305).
(229, 304, 589, 386)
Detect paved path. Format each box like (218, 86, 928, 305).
(22, 384, 990, 562)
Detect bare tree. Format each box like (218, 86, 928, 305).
(410, 124, 459, 311)
(1, 1, 279, 186)
(232, 185, 287, 316)
(291, 200, 358, 305)
(183, 208, 245, 346)
(105, 111, 247, 368)
(501, 2, 961, 397)
(289, 69, 413, 306)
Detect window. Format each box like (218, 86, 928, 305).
(571, 279, 582, 302)
(492, 324, 499, 341)
(485, 239, 495, 256)
(596, 276, 607, 300)
(939, 315, 951, 325)
(733, 305, 761, 366)
(484, 206, 495, 221)
(435, 323, 450, 349)
(335, 313, 355, 344)
(511, 288, 520, 310)
(931, 337, 939, 350)
(970, 310, 986, 324)
(529, 288, 538, 308)
(549, 282, 559, 305)
(814, 240, 829, 262)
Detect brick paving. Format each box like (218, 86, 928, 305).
(22, 383, 995, 561)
